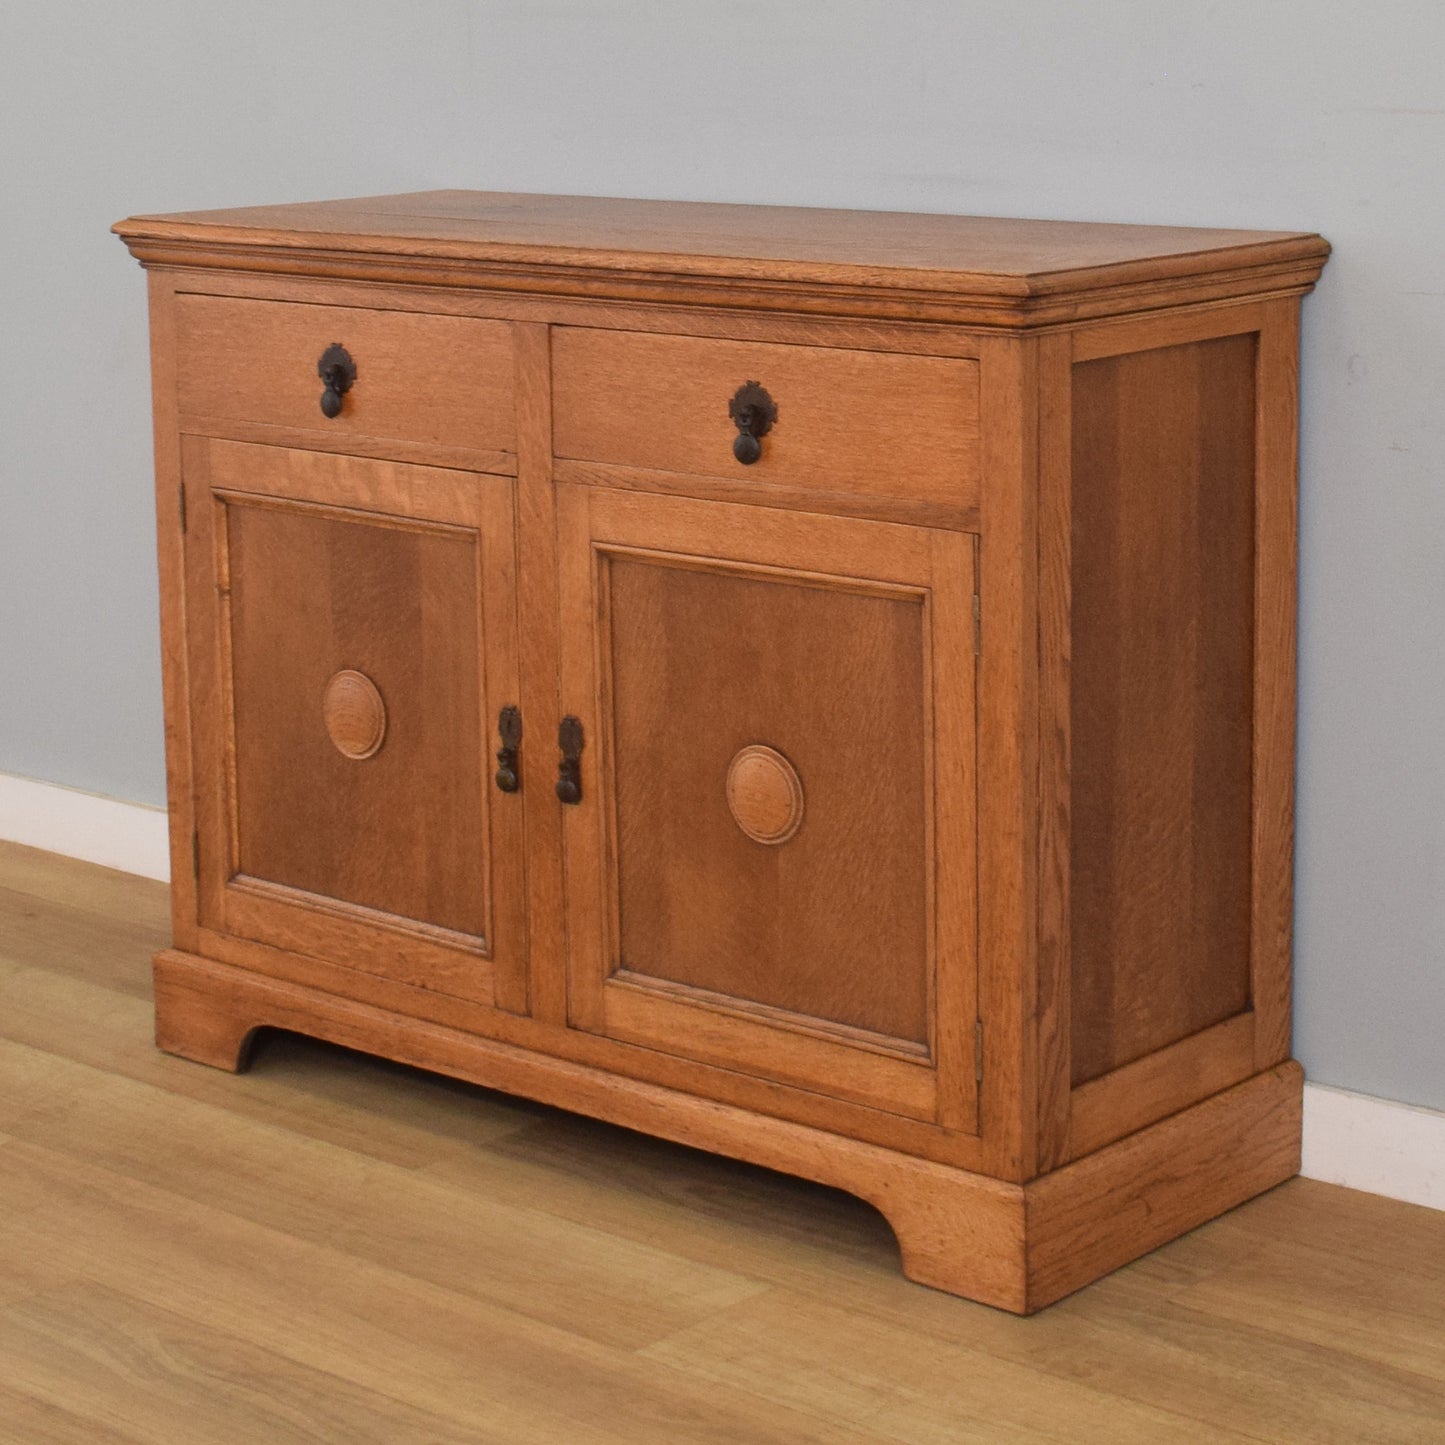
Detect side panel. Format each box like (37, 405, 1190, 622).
(1068, 331, 1258, 1086)
(1036, 301, 1300, 1167)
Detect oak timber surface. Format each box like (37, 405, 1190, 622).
(2, 840, 1443, 1444)
(1068, 334, 1257, 1083)
(605, 553, 929, 1043)
(113, 189, 1327, 296)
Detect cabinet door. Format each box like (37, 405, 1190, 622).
(183, 438, 526, 1012)
(557, 486, 978, 1127)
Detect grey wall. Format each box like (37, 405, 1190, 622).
(2, 2, 1442, 1111)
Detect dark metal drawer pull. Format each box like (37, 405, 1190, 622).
(728, 380, 777, 465)
(317, 342, 356, 418)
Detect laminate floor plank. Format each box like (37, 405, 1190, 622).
(0, 1139, 887, 1445)
(3, 844, 1444, 1444)
(1170, 1229, 1445, 1384)
(0, 1038, 767, 1353)
(0, 1134, 77, 1311)
(0, 1381, 140, 1445)
(1208, 1174, 1445, 1280)
(0, 840, 169, 931)
(0, 882, 157, 998)
(0, 955, 548, 1168)
(0, 1282, 497, 1445)
(437, 1114, 1445, 1441)
(425, 1108, 904, 1286)
(643, 1287, 1262, 1445)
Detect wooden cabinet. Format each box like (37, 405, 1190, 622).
(115, 192, 1329, 1312)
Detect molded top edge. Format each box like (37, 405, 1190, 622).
(113, 189, 1330, 299)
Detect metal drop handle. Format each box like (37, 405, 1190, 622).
(556, 716, 584, 804)
(317, 342, 356, 418)
(495, 705, 522, 793)
(728, 380, 777, 465)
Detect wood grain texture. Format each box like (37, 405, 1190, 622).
(551, 456, 979, 531)
(0, 1143, 882, 1445)
(119, 193, 1324, 1314)
(511, 322, 564, 1024)
(1067, 1010, 1257, 1160)
(179, 413, 515, 478)
(1, 1281, 495, 1445)
(0, 1038, 764, 1356)
(151, 951, 1309, 1316)
(973, 333, 1040, 1181)
(153, 969, 257, 1070)
(640, 1287, 1266, 1444)
(1039, 307, 1289, 1171)
(552, 327, 980, 510)
(7, 845, 1441, 1443)
(1034, 330, 1075, 1173)
(224, 498, 485, 932)
(1026, 1062, 1303, 1311)
(1070, 299, 1269, 362)
(725, 745, 806, 845)
(115, 190, 1329, 326)
(139, 262, 996, 356)
(182, 439, 527, 1012)
(144, 272, 199, 953)
(175, 293, 515, 453)
(187, 914, 986, 1172)
(320, 668, 387, 760)
(604, 553, 928, 1040)
(1250, 297, 1302, 1070)
(0, 1389, 135, 1445)
(1068, 333, 1258, 1085)
(153, 947, 1016, 1307)
(556, 485, 978, 1124)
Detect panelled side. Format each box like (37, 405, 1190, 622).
(1034, 304, 1304, 1169)
(1067, 331, 1259, 1089)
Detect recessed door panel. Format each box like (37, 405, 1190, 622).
(558, 486, 978, 1127)
(227, 498, 485, 935)
(184, 438, 526, 1012)
(608, 554, 930, 1044)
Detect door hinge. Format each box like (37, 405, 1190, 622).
(191, 828, 200, 878)
(974, 1019, 984, 1083)
(178, 481, 187, 534)
(970, 533, 981, 655)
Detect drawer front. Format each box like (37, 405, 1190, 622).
(175, 295, 516, 457)
(552, 328, 979, 513)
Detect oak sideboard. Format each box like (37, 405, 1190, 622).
(114, 191, 1329, 1312)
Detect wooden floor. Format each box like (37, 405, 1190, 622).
(0, 842, 1442, 1444)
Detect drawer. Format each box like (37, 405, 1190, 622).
(175, 295, 515, 458)
(552, 328, 979, 513)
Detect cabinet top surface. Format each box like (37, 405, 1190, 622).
(114, 190, 1328, 324)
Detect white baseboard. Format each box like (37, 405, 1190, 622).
(0, 771, 170, 882)
(1300, 1081, 1445, 1212)
(1, 769, 1441, 1211)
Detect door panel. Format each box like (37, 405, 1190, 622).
(608, 554, 930, 1043)
(184, 438, 527, 1012)
(558, 486, 978, 1127)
